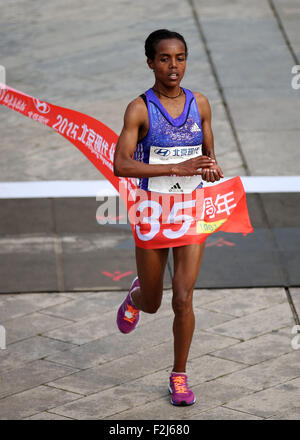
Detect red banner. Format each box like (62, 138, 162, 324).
(125, 176, 252, 248)
(0, 83, 253, 248)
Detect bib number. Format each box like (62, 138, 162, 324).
(135, 199, 197, 242)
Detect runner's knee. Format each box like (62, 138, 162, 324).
(172, 287, 193, 316)
(140, 288, 162, 314)
(140, 296, 161, 314)
(143, 301, 161, 314)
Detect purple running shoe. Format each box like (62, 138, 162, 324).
(117, 277, 140, 334)
(169, 373, 195, 406)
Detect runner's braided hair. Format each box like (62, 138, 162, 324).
(145, 29, 188, 60)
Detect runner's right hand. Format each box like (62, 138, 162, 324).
(170, 155, 215, 176)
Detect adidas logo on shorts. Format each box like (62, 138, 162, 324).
(169, 182, 183, 193)
(191, 122, 201, 132)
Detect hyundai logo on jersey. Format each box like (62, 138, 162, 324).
(154, 148, 171, 157)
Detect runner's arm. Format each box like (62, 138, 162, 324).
(195, 93, 224, 182)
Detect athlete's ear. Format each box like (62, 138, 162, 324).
(147, 58, 154, 70)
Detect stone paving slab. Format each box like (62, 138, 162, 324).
(0, 359, 78, 399)
(0, 335, 77, 373)
(25, 411, 73, 420)
(192, 0, 273, 19)
(49, 382, 165, 420)
(3, 311, 74, 345)
(187, 354, 246, 384)
(184, 405, 264, 420)
(211, 326, 293, 365)
(0, 385, 80, 420)
(273, 0, 300, 57)
(237, 130, 300, 176)
(224, 376, 300, 419)
(38, 290, 129, 322)
(214, 350, 300, 392)
(197, 287, 287, 317)
(41, 288, 238, 369)
(268, 406, 300, 420)
(105, 376, 254, 420)
(0, 287, 299, 419)
(44, 314, 174, 370)
(222, 89, 300, 132)
(42, 310, 120, 345)
(207, 302, 294, 341)
(0, 292, 70, 321)
(200, 29, 291, 89)
(47, 339, 223, 397)
(44, 325, 238, 371)
(49, 374, 254, 420)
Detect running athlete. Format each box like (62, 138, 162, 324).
(114, 29, 223, 406)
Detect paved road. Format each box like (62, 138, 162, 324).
(0, 0, 300, 421)
(0, 286, 299, 420)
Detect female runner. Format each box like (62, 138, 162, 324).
(114, 29, 223, 406)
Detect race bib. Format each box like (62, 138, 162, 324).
(147, 145, 203, 193)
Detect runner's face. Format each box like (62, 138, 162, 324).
(148, 38, 186, 87)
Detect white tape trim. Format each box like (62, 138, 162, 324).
(205, 176, 300, 193)
(0, 180, 118, 199)
(0, 176, 299, 199)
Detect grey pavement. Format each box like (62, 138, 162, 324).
(0, 287, 299, 420)
(1, 0, 300, 421)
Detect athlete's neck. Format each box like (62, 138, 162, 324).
(152, 83, 182, 99)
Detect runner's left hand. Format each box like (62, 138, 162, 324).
(201, 164, 224, 182)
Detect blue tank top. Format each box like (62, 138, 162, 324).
(134, 87, 203, 193)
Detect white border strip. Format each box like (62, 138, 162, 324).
(206, 176, 300, 193)
(0, 180, 118, 199)
(0, 176, 299, 199)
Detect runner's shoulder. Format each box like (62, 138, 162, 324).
(124, 96, 148, 125)
(192, 91, 210, 107)
(192, 91, 211, 118)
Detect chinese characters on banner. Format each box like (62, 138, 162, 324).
(0, 83, 253, 249)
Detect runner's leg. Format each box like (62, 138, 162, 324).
(131, 246, 169, 314)
(171, 243, 205, 372)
